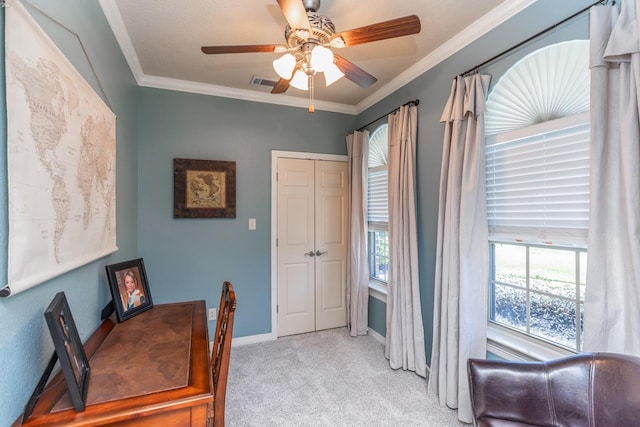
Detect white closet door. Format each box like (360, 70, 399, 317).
(276, 158, 348, 337)
(314, 160, 348, 330)
(277, 158, 315, 336)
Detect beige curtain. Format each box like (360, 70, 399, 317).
(584, 1, 640, 356)
(428, 74, 491, 424)
(385, 105, 426, 377)
(346, 131, 370, 336)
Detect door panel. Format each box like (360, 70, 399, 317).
(283, 262, 312, 314)
(277, 158, 315, 336)
(318, 259, 345, 309)
(284, 197, 310, 245)
(314, 161, 348, 330)
(321, 196, 345, 244)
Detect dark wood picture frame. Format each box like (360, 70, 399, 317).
(173, 158, 236, 218)
(44, 292, 90, 412)
(105, 258, 153, 322)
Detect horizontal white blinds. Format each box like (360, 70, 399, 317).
(368, 124, 389, 227)
(368, 166, 388, 225)
(485, 113, 590, 246)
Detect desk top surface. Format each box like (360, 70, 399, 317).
(17, 300, 212, 426)
(55, 303, 194, 410)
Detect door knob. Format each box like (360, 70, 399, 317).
(315, 250, 327, 257)
(304, 251, 316, 257)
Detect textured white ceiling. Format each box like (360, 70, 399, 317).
(99, 0, 535, 113)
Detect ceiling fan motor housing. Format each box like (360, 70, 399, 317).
(284, 12, 335, 48)
(302, 0, 321, 12)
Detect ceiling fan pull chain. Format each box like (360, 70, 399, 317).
(308, 74, 315, 113)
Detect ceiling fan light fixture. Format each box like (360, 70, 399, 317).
(290, 69, 309, 90)
(310, 45, 334, 72)
(273, 53, 296, 79)
(329, 37, 345, 49)
(323, 62, 344, 86)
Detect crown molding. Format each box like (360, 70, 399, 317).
(354, 0, 538, 114)
(100, 0, 537, 115)
(139, 75, 358, 114)
(98, 0, 144, 84)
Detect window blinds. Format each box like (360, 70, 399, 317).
(367, 124, 389, 229)
(368, 166, 388, 227)
(485, 113, 590, 247)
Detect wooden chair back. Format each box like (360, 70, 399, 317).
(210, 281, 237, 427)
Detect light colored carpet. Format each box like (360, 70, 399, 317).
(225, 327, 467, 426)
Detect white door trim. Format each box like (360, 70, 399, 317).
(271, 150, 348, 339)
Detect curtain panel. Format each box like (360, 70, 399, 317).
(346, 131, 370, 336)
(384, 105, 427, 377)
(428, 74, 491, 423)
(584, 1, 640, 356)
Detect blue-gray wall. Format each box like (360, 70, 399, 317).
(136, 89, 356, 337)
(0, 0, 595, 424)
(0, 1, 138, 424)
(368, 296, 387, 336)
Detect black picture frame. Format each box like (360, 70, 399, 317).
(173, 158, 236, 218)
(105, 258, 153, 322)
(44, 292, 90, 412)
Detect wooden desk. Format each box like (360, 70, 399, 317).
(15, 301, 213, 426)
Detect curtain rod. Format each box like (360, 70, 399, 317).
(357, 99, 419, 132)
(461, 0, 609, 77)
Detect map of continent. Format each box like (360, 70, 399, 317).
(3, 0, 117, 296)
(186, 170, 225, 208)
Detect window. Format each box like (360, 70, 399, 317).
(485, 113, 590, 354)
(368, 124, 388, 283)
(484, 40, 590, 357)
(490, 243, 587, 351)
(369, 230, 389, 282)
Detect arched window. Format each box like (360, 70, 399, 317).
(484, 40, 590, 355)
(367, 124, 389, 283)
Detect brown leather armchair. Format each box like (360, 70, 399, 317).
(467, 352, 640, 427)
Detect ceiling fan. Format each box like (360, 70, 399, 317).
(201, 0, 421, 111)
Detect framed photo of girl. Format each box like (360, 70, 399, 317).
(105, 258, 153, 322)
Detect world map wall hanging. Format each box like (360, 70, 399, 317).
(3, 0, 117, 297)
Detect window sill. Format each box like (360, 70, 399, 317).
(368, 281, 387, 303)
(487, 324, 575, 362)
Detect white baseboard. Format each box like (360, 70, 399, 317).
(232, 332, 276, 346)
(209, 332, 276, 351)
(368, 328, 385, 345)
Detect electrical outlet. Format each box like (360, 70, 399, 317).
(209, 308, 217, 321)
